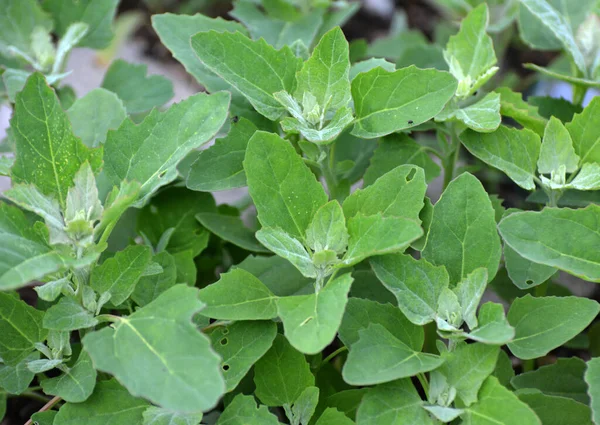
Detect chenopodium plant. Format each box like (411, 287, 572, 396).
(1, 0, 600, 424)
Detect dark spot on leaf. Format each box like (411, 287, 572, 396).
(231, 115, 239, 123)
(222, 364, 230, 371)
(408, 120, 414, 124)
(473, 91, 478, 96)
(525, 279, 534, 286)
(158, 170, 167, 179)
(220, 337, 228, 346)
(405, 168, 417, 182)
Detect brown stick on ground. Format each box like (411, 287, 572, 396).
(24, 395, 62, 425)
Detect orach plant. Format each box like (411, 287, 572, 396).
(1, 0, 600, 424)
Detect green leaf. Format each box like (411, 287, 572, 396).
(306, 201, 348, 255)
(466, 302, 515, 345)
(499, 205, 600, 282)
(235, 255, 312, 297)
(191, 31, 301, 120)
(11, 73, 101, 209)
(0, 353, 37, 394)
(566, 96, 600, 165)
(277, 273, 353, 355)
(507, 295, 600, 359)
(131, 251, 177, 307)
(254, 334, 315, 406)
(460, 126, 541, 190)
(101, 59, 173, 114)
(422, 405, 463, 423)
(530, 95, 582, 122)
(338, 298, 424, 351)
(217, 394, 280, 425)
(495, 87, 547, 136)
(0, 156, 13, 176)
(67, 88, 127, 148)
(355, 379, 433, 425)
(142, 407, 203, 425)
(422, 172, 502, 284)
(363, 134, 441, 185)
(567, 163, 600, 191)
(349, 59, 395, 80)
(198, 268, 278, 320)
(518, 392, 593, 425)
(43, 297, 98, 331)
(91, 245, 152, 307)
(244, 131, 328, 240)
(0, 0, 52, 58)
(0, 292, 47, 365)
(439, 342, 499, 406)
(461, 376, 541, 425)
(292, 386, 319, 425)
(151, 13, 247, 96)
(41, 350, 96, 403)
(209, 321, 277, 392)
(31, 411, 56, 425)
(42, 0, 118, 48)
(342, 324, 443, 386)
(54, 379, 150, 425)
(186, 118, 257, 192)
(370, 254, 449, 326)
(83, 285, 225, 412)
(100, 91, 230, 206)
(278, 102, 353, 145)
(315, 408, 355, 425)
(585, 357, 600, 425)
(454, 268, 488, 329)
(436, 93, 501, 132)
(351, 66, 457, 139)
(538, 117, 580, 175)
(511, 357, 589, 403)
(196, 212, 269, 253)
(256, 227, 316, 278)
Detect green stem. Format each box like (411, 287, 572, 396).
(321, 346, 348, 366)
(523, 358, 535, 373)
(572, 84, 588, 107)
(24, 396, 62, 425)
(319, 144, 338, 200)
(534, 281, 548, 297)
(15, 391, 52, 403)
(442, 128, 461, 190)
(417, 373, 430, 398)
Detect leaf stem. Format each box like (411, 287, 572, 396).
(319, 144, 338, 201)
(13, 391, 51, 404)
(321, 346, 348, 366)
(24, 395, 62, 425)
(442, 126, 461, 190)
(417, 372, 430, 398)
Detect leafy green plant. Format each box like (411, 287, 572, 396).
(1, 0, 600, 424)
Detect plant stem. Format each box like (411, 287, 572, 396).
(417, 373, 430, 398)
(319, 144, 338, 200)
(572, 84, 588, 107)
(523, 359, 535, 373)
(534, 281, 548, 297)
(24, 396, 62, 425)
(321, 346, 348, 366)
(442, 126, 461, 190)
(13, 391, 51, 403)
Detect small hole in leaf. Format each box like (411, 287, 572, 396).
(408, 120, 414, 124)
(231, 115, 239, 123)
(473, 91, 479, 96)
(405, 168, 417, 182)
(525, 279, 534, 286)
(158, 170, 167, 179)
(222, 364, 230, 371)
(220, 338, 228, 346)
(222, 328, 229, 335)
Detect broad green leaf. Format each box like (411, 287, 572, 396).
(131, 251, 177, 307)
(277, 273, 353, 355)
(422, 405, 463, 423)
(254, 334, 315, 406)
(363, 134, 440, 185)
(196, 212, 269, 253)
(235, 255, 312, 297)
(315, 408, 355, 425)
(454, 268, 488, 329)
(493, 350, 515, 387)
(278, 102, 353, 145)
(422, 172, 502, 284)
(101, 59, 173, 114)
(0, 292, 47, 365)
(191, 31, 302, 120)
(334, 129, 378, 185)
(518, 392, 593, 425)
(321, 389, 365, 421)
(436, 93, 501, 132)
(42, 0, 118, 48)
(31, 411, 56, 425)
(0, 156, 13, 176)
(217, 394, 280, 425)
(209, 321, 277, 392)
(538, 117, 579, 175)
(244, 131, 328, 240)
(67, 88, 127, 148)
(356, 379, 433, 425)
(439, 342, 499, 406)
(495, 87, 547, 136)
(27, 358, 63, 373)
(306, 201, 348, 255)
(460, 126, 541, 190)
(43, 297, 97, 331)
(461, 377, 541, 425)
(83, 285, 225, 412)
(292, 386, 319, 425)
(256, 228, 317, 278)
(11, 73, 101, 209)
(91, 245, 152, 306)
(342, 324, 443, 386)
(53, 379, 150, 425)
(511, 357, 589, 403)
(466, 302, 515, 345)
(370, 254, 449, 326)
(411, 196, 433, 251)
(436, 287, 463, 331)
(567, 163, 600, 191)
(142, 407, 203, 425)
(351, 66, 457, 139)
(295, 27, 350, 114)
(566, 97, 600, 165)
(65, 162, 103, 225)
(151, 13, 247, 95)
(349, 58, 395, 80)
(0, 353, 37, 394)
(41, 350, 96, 403)
(530, 95, 583, 122)
(186, 118, 257, 192)
(499, 205, 600, 282)
(586, 357, 600, 425)
(339, 298, 423, 351)
(101, 91, 230, 206)
(0, 0, 52, 58)
(507, 295, 600, 359)
(198, 268, 278, 320)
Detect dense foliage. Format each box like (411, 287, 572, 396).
(1, 0, 600, 424)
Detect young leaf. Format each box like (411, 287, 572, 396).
(566, 96, 600, 164)
(538, 117, 580, 175)
(142, 407, 203, 425)
(67, 88, 127, 148)
(101, 59, 174, 114)
(40, 350, 97, 403)
(131, 251, 177, 307)
(43, 297, 98, 331)
(235, 255, 312, 297)
(342, 324, 443, 386)
(83, 285, 225, 412)
(351, 66, 457, 139)
(191, 31, 302, 120)
(100, 91, 230, 206)
(256, 227, 316, 278)
(507, 295, 600, 359)
(196, 212, 269, 253)
(460, 126, 541, 190)
(53, 379, 150, 425)
(216, 394, 280, 425)
(498, 205, 600, 282)
(349, 58, 395, 80)
(370, 254, 449, 326)
(567, 163, 600, 191)
(65, 162, 103, 224)
(585, 357, 600, 425)
(518, 392, 593, 425)
(0, 0, 52, 58)
(11, 73, 101, 209)
(454, 268, 488, 329)
(466, 302, 515, 345)
(277, 273, 353, 355)
(198, 268, 278, 320)
(244, 131, 328, 240)
(0, 292, 47, 365)
(292, 386, 319, 425)
(305, 201, 349, 254)
(0, 353, 37, 395)
(314, 408, 355, 425)
(436, 92, 501, 132)
(495, 87, 547, 136)
(422, 172, 502, 284)
(208, 321, 277, 392)
(253, 334, 315, 406)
